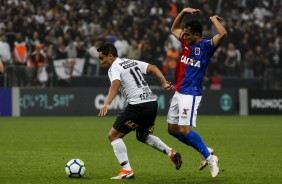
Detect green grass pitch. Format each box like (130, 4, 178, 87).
(0, 116, 282, 184)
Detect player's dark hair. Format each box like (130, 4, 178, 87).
(184, 20, 203, 36)
(97, 42, 118, 57)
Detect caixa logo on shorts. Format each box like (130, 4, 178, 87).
(181, 108, 189, 118)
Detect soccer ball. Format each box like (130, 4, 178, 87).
(65, 158, 86, 178)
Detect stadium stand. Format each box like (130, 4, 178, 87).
(0, 0, 281, 89)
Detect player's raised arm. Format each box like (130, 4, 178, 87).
(0, 58, 4, 73)
(171, 8, 200, 39)
(210, 15, 227, 48)
(98, 79, 121, 116)
(146, 64, 173, 90)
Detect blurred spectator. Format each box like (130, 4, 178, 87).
(150, 2, 164, 16)
(139, 36, 154, 62)
(13, 33, 28, 86)
(165, 34, 181, 52)
(106, 30, 118, 44)
(238, 36, 250, 61)
(87, 39, 101, 76)
(126, 39, 141, 60)
(73, 35, 86, 58)
(0, 35, 11, 63)
(114, 33, 129, 58)
(168, 1, 178, 18)
(224, 43, 241, 76)
(209, 71, 222, 90)
(152, 46, 164, 70)
(28, 42, 48, 86)
(242, 49, 255, 78)
(66, 42, 77, 58)
(0, 34, 12, 85)
(28, 32, 42, 51)
(265, 42, 279, 68)
(163, 47, 179, 77)
(253, 45, 266, 77)
(253, 2, 272, 27)
(241, 9, 254, 21)
(56, 37, 67, 59)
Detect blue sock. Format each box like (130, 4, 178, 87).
(185, 130, 210, 159)
(175, 130, 210, 159)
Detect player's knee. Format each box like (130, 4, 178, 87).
(108, 133, 115, 142)
(168, 128, 175, 136)
(179, 126, 191, 136)
(108, 127, 125, 142)
(108, 130, 118, 142)
(167, 124, 178, 137)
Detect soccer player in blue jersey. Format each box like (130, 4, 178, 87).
(167, 7, 227, 177)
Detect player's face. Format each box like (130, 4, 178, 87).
(98, 52, 113, 68)
(183, 28, 197, 45)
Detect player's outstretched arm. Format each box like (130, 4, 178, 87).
(146, 64, 173, 90)
(171, 7, 200, 39)
(210, 15, 227, 47)
(0, 58, 4, 73)
(98, 80, 121, 116)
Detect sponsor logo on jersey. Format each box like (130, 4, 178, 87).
(123, 62, 138, 69)
(119, 59, 138, 69)
(119, 59, 133, 66)
(180, 55, 201, 67)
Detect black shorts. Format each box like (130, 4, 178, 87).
(113, 101, 158, 135)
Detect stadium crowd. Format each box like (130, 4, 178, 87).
(0, 0, 282, 87)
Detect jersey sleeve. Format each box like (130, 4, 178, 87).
(204, 39, 217, 57)
(137, 60, 149, 74)
(109, 62, 122, 83)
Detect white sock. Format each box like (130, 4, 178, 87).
(111, 138, 132, 170)
(145, 135, 172, 155)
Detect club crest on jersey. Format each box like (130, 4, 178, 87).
(195, 47, 200, 55)
(182, 108, 189, 115)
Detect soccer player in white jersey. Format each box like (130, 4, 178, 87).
(97, 42, 182, 179)
(167, 8, 227, 178)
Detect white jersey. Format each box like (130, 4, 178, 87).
(108, 57, 157, 105)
